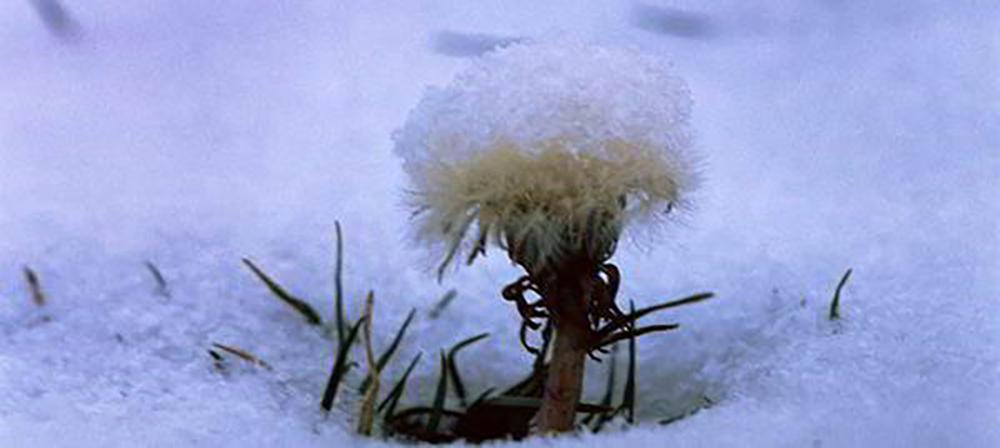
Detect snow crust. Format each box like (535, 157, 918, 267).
(393, 40, 693, 172)
(1, 1, 997, 447)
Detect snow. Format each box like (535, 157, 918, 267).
(1, 1, 997, 447)
(393, 40, 697, 272)
(393, 40, 693, 168)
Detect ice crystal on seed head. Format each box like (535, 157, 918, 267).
(394, 40, 697, 274)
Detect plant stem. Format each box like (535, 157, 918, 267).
(533, 265, 592, 433)
(535, 317, 588, 432)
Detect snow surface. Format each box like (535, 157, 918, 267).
(393, 40, 693, 168)
(1, 1, 997, 447)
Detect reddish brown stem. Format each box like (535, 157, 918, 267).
(531, 262, 594, 434)
(535, 316, 588, 432)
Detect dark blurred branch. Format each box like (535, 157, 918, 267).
(632, 4, 717, 39)
(29, 0, 81, 41)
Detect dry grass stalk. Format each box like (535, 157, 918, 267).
(211, 343, 273, 370)
(356, 292, 380, 436)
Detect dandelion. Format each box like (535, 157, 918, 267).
(394, 40, 697, 433)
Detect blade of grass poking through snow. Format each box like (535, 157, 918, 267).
(144, 261, 171, 298)
(428, 289, 457, 319)
(357, 292, 378, 436)
(242, 258, 322, 326)
(334, 221, 346, 344)
(22, 266, 46, 306)
(360, 308, 416, 395)
(619, 301, 638, 424)
(321, 315, 365, 411)
(207, 349, 224, 366)
(468, 387, 497, 409)
(594, 292, 712, 341)
(426, 351, 450, 433)
(378, 353, 422, 418)
(446, 332, 490, 407)
(597, 324, 679, 349)
(829, 268, 853, 321)
(436, 212, 477, 282)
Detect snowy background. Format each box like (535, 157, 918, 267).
(1, 1, 997, 446)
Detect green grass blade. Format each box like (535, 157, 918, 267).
(426, 351, 450, 433)
(242, 258, 322, 326)
(586, 343, 618, 429)
(468, 387, 497, 409)
(378, 352, 423, 418)
(829, 268, 853, 321)
(446, 332, 490, 407)
(596, 292, 712, 340)
(320, 316, 365, 411)
(360, 308, 416, 394)
(436, 212, 477, 282)
(598, 324, 679, 349)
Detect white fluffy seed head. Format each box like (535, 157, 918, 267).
(394, 40, 697, 276)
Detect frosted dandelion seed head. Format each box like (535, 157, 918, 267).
(394, 40, 698, 275)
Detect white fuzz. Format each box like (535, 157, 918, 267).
(394, 40, 697, 274)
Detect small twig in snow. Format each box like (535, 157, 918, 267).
(144, 261, 171, 298)
(211, 342, 273, 370)
(23, 266, 46, 307)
